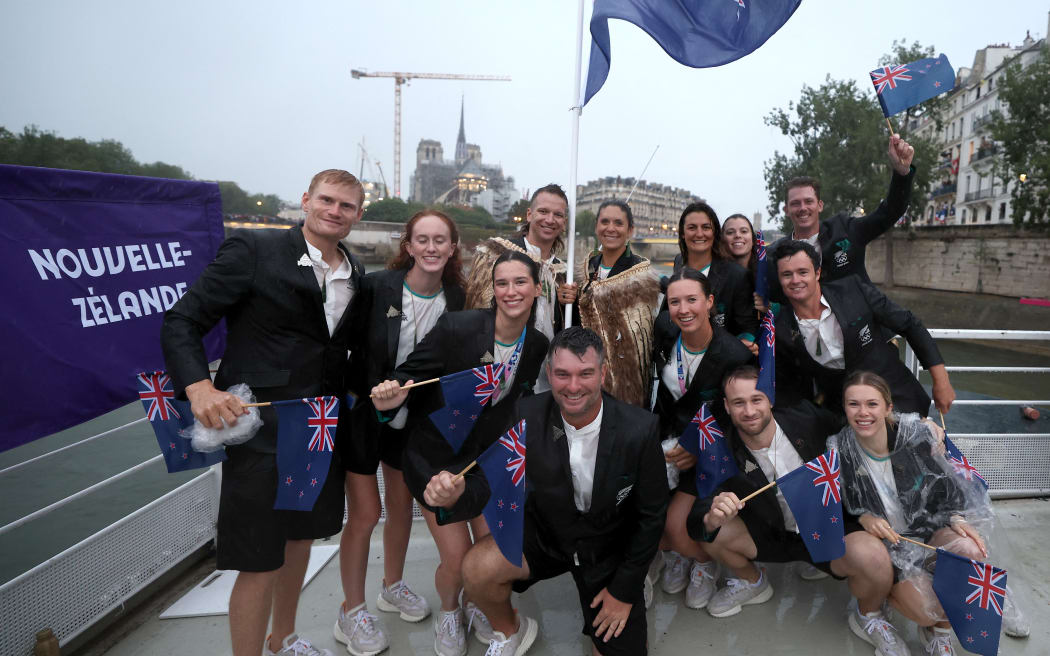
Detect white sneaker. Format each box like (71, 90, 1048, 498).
(484, 614, 538, 656)
(661, 552, 689, 594)
(465, 599, 496, 645)
(798, 563, 830, 581)
(266, 633, 335, 656)
(333, 603, 389, 656)
(647, 551, 667, 582)
(848, 606, 910, 656)
(707, 568, 773, 618)
(433, 608, 467, 656)
(685, 561, 718, 609)
(919, 626, 955, 656)
(1003, 585, 1030, 638)
(377, 579, 431, 622)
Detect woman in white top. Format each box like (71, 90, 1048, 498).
(335, 210, 465, 654)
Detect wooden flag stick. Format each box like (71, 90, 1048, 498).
(739, 479, 777, 504)
(368, 377, 441, 398)
(244, 401, 271, 408)
(453, 460, 477, 481)
(938, 410, 947, 431)
(885, 117, 896, 135)
(897, 534, 937, 551)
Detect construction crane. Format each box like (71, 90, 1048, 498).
(350, 69, 511, 198)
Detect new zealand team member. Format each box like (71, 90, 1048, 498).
(162, 170, 365, 656)
(689, 366, 902, 656)
(672, 202, 758, 353)
(772, 240, 955, 416)
(334, 210, 465, 655)
(765, 134, 916, 301)
(370, 251, 549, 656)
(651, 268, 754, 608)
(446, 327, 667, 655)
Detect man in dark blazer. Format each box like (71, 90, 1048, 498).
(771, 240, 955, 417)
(430, 327, 667, 655)
(686, 367, 910, 656)
(765, 134, 916, 302)
(161, 169, 365, 656)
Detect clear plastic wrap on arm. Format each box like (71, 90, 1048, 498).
(185, 383, 264, 452)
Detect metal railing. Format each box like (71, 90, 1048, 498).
(904, 329, 1050, 499)
(964, 188, 993, 202)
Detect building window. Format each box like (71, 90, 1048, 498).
(999, 203, 1006, 221)
(985, 207, 992, 222)
(962, 208, 968, 222)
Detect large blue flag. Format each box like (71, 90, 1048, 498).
(477, 419, 527, 567)
(679, 403, 738, 498)
(757, 309, 775, 406)
(754, 230, 769, 304)
(274, 396, 343, 511)
(944, 436, 989, 491)
(777, 448, 845, 562)
(585, 0, 801, 105)
(136, 371, 226, 473)
(932, 549, 1007, 656)
(870, 54, 956, 118)
(428, 364, 505, 454)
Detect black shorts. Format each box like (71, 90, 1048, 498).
(511, 515, 647, 656)
(339, 403, 409, 474)
(216, 446, 345, 572)
(745, 519, 863, 581)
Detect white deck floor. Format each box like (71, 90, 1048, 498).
(103, 498, 1048, 655)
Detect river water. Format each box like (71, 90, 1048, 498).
(2, 259, 1048, 585)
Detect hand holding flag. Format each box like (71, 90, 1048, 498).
(136, 371, 226, 473)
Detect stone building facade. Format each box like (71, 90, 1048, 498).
(576, 177, 703, 236)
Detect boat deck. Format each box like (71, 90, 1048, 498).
(98, 498, 1048, 655)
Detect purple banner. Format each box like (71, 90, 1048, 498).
(0, 164, 226, 452)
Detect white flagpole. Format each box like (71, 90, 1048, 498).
(564, 0, 585, 329)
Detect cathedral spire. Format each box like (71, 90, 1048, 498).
(455, 95, 468, 165)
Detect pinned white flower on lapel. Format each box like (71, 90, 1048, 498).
(296, 254, 312, 267)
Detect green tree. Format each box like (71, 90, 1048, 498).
(508, 198, 530, 222)
(763, 42, 940, 228)
(574, 209, 596, 236)
(991, 45, 1050, 224)
(361, 197, 422, 223)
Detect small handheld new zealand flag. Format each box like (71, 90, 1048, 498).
(776, 448, 845, 562)
(754, 230, 768, 305)
(274, 396, 344, 511)
(932, 549, 1007, 656)
(757, 309, 775, 406)
(136, 371, 226, 473)
(944, 436, 988, 491)
(428, 364, 505, 454)
(678, 403, 737, 498)
(477, 419, 527, 567)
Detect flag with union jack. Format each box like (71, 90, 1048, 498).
(477, 419, 527, 566)
(428, 364, 506, 454)
(754, 230, 769, 304)
(870, 54, 956, 117)
(932, 548, 1007, 656)
(944, 436, 989, 490)
(757, 309, 775, 405)
(135, 371, 226, 473)
(678, 403, 738, 498)
(273, 395, 346, 511)
(776, 448, 845, 562)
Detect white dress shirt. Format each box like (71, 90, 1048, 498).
(795, 295, 845, 369)
(304, 239, 353, 336)
(746, 422, 805, 532)
(563, 403, 604, 512)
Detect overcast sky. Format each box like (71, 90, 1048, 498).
(2, 2, 1047, 219)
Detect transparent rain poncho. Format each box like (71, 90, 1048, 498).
(828, 413, 996, 582)
(186, 383, 263, 452)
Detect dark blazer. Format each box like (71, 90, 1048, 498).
(447, 392, 667, 604)
(388, 309, 549, 510)
(571, 249, 647, 325)
(651, 316, 756, 437)
(669, 257, 759, 340)
(774, 275, 943, 416)
(162, 226, 364, 453)
(766, 167, 915, 301)
(836, 422, 966, 540)
(686, 401, 853, 542)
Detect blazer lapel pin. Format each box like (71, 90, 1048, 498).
(296, 254, 312, 267)
(481, 351, 494, 363)
(386, 306, 400, 318)
(744, 460, 758, 473)
(552, 425, 565, 441)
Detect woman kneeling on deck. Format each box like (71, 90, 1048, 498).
(830, 371, 1029, 656)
